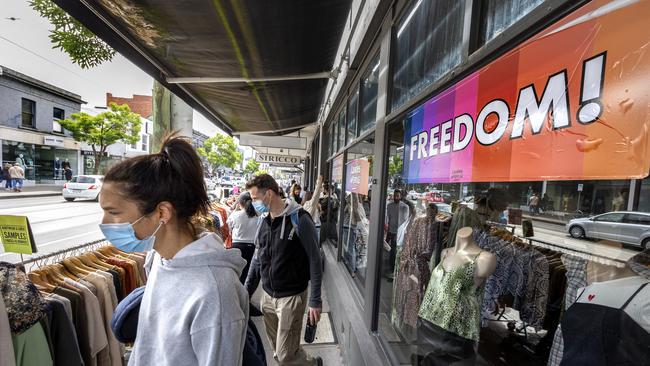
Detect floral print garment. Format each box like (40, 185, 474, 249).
(418, 251, 485, 341)
(0, 262, 47, 334)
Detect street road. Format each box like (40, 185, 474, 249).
(0, 195, 104, 263)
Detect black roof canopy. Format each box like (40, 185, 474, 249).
(54, 0, 351, 134)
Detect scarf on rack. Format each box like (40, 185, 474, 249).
(0, 262, 48, 334)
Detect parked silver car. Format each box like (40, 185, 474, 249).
(566, 211, 650, 249)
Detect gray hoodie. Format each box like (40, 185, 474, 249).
(129, 233, 249, 366)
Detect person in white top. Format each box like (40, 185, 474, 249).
(227, 192, 261, 284)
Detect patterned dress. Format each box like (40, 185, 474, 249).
(418, 251, 485, 341)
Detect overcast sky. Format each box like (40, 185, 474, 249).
(0, 0, 222, 136)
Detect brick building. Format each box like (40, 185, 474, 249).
(106, 93, 152, 118)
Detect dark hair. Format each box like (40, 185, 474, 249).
(238, 192, 257, 218)
(393, 189, 402, 198)
(291, 184, 302, 196)
(245, 174, 280, 195)
(104, 133, 209, 231)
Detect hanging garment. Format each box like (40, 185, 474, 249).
(0, 296, 16, 366)
(0, 263, 47, 334)
(418, 251, 485, 341)
(11, 322, 53, 366)
(392, 216, 439, 330)
(42, 298, 84, 366)
(559, 276, 650, 366)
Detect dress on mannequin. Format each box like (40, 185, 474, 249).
(416, 227, 496, 365)
(392, 206, 439, 333)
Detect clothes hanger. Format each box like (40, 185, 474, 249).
(53, 263, 80, 281)
(81, 252, 115, 271)
(28, 271, 56, 291)
(62, 258, 92, 277)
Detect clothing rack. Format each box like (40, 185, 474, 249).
(486, 220, 516, 234)
(21, 239, 108, 269)
(525, 237, 627, 268)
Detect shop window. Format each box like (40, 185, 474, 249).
(391, 0, 466, 110)
(53, 107, 64, 133)
(479, 0, 546, 46)
(359, 55, 380, 134)
(141, 134, 149, 152)
(337, 109, 346, 151)
(342, 134, 375, 289)
(376, 120, 648, 365)
(347, 89, 359, 144)
(321, 155, 344, 249)
(21, 98, 35, 128)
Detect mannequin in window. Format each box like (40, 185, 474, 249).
(54, 157, 61, 179)
(416, 227, 496, 365)
(15, 154, 25, 170)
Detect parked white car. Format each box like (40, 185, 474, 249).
(62, 175, 104, 202)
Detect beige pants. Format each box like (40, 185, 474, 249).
(261, 290, 317, 365)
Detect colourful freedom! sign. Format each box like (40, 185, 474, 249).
(346, 158, 370, 195)
(332, 154, 344, 183)
(0, 215, 36, 255)
(404, 0, 650, 184)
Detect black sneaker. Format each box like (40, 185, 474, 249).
(315, 356, 323, 366)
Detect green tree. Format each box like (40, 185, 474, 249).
(197, 134, 243, 175)
(59, 103, 142, 174)
(30, 0, 116, 68)
(388, 154, 403, 177)
(243, 159, 260, 177)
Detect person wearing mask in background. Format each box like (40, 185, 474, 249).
(384, 189, 410, 281)
(9, 163, 25, 192)
(99, 134, 248, 366)
(227, 192, 260, 284)
(290, 183, 303, 205)
(302, 176, 324, 244)
(245, 174, 323, 366)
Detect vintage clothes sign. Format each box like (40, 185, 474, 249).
(404, 0, 650, 183)
(0, 216, 36, 255)
(346, 158, 370, 195)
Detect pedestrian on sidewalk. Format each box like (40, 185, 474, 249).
(227, 192, 261, 284)
(2, 164, 11, 191)
(64, 166, 73, 181)
(245, 174, 323, 366)
(529, 192, 540, 215)
(9, 163, 25, 192)
(99, 134, 249, 366)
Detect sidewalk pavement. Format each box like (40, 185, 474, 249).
(0, 185, 61, 200)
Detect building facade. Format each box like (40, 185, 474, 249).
(0, 66, 83, 185)
(303, 1, 650, 365)
(106, 92, 152, 119)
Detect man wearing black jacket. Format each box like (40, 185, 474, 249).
(245, 174, 323, 366)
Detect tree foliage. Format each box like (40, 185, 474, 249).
(243, 159, 260, 176)
(30, 0, 116, 68)
(59, 103, 142, 173)
(197, 134, 243, 175)
(388, 153, 403, 178)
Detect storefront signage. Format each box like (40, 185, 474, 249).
(404, 0, 650, 184)
(43, 136, 64, 147)
(255, 153, 301, 166)
(332, 154, 344, 183)
(0, 215, 36, 255)
(81, 150, 108, 157)
(240, 134, 307, 149)
(346, 158, 370, 195)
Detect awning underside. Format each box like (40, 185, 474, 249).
(55, 0, 351, 134)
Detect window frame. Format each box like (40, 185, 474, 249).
(52, 107, 65, 133)
(21, 98, 36, 128)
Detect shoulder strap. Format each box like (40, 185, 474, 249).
(622, 282, 649, 310)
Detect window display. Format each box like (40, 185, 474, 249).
(377, 120, 650, 366)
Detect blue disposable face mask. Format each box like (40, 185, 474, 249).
(99, 215, 164, 253)
(253, 192, 270, 214)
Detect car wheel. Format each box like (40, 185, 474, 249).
(569, 226, 585, 238)
(642, 238, 650, 250)
(64, 197, 75, 202)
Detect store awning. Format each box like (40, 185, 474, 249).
(53, 0, 351, 135)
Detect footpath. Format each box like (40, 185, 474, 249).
(0, 185, 61, 200)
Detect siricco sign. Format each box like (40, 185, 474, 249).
(255, 153, 301, 166)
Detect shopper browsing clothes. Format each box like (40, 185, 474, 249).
(9, 163, 25, 192)
(289, 183, 303, 204)
(245, 174, 323, 366)
(227, 192, 261, 284)
(384, 189, 410, 280)
(98, 134, 249, 366)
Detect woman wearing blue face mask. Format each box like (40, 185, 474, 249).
(99, 134, 249, 366)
